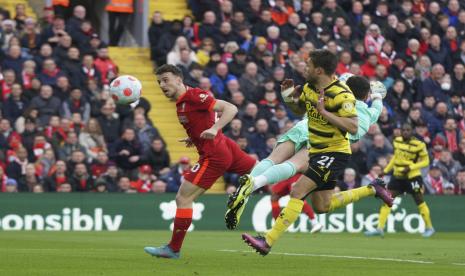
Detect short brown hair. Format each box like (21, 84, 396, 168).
(155, 64, 184, 79)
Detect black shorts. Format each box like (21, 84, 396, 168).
(304, 152, 351, 192)
(388, 176, 423, 194)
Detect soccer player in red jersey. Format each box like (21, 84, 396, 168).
(144, 65, 256, 259)
(270, 174, 323, 233)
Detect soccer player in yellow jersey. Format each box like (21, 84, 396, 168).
(365, 123, 434, 238)
(242, 49, 393, 255)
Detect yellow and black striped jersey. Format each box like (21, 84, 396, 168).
(384, 136, 430, 179)
(299, 79, 357, 155)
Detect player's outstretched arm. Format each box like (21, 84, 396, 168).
(200, 100, 238, 139)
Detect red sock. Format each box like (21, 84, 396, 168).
(168, 208, 193, 252)
(271, 200, 281, 219)
(302, 201, 315, 220)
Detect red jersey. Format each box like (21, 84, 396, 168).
(176, 87, 223, 155)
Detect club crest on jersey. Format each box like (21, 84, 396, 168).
(342, 102, 355, 112)
(199, 93, 209, 103)
(178, 115, 189, 124)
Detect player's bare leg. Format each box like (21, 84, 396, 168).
(144, 181, 205, 259)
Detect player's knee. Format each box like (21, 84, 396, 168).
(175, 194, 192, 208)
(270, 193, 280, 202)
(314, 205, 330, 214)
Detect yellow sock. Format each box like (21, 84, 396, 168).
(377, 204, 391, 229)
(418, 202, 433, 229)
(265, 198, 304, 246)
(328, 186, 375, 212)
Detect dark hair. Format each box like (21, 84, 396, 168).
(309, 49, 338, 75)
(155, 64, 184, 79)
(345, 76, 370, 100)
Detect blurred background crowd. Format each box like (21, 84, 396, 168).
(1, 0, 465, 195)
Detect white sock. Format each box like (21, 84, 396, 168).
(311, 218, 318, 226)
(252, 175, 269, 191)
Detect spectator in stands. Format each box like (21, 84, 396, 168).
(111, 128, 141, 174)
(4, 178, 18, 193)
(116, 176, 131, 193)
(427, 34, 451, 71)
(361, 53, 379, 78)
(424, 165, 452, 195)
(79, 118, 107, 161)
(6, 146, 28, 184)
(94, 47, 118, 86)
(228, 49, 248, 78)
(151, 180, 167, 193)
(66, 5, 86, 37)
(0, 118, 22, 153)
(2, 45, 25, 76)
(252, 9, 273, 37)
(198, 11, 217, 40)
(53, 33, 72, 64)
(148, 11, 169, 64)
(61, 88, 90, 123)
(452, 63, 465, 97)
(44, 159, 68, 192)
(455, 169, 465, 195)
(453, 139, 465, 166)
(69, 162, 93, 192)
(57, 130, 85, 161)
(133, 113, 160, 153)
(139, 138, 170, 177)
(23, 163, 42, 192)
(98, 101, 121, 150)
(337, 168, 358, 191)
(364, 24, 385, 54)
(77, 54, 101, 89)
(38, 58, 64, 86)
(239, 62, 264, 103)
(29, 84, 61, 127)
(366, 133, 393, 169)
(434, 149, 462, 182)
(0, 20, 17, 50)
(3, 83, 28, 124)
(433, 117, 464, 154)
(209, 62, 236, 98)
(167, 36, 197, 66)
(160, 156, 191, 193)
(0, 69, 16, 101)
(248, 118, 272, 160)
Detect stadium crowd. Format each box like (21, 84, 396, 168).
(0, 3, 188, 194)
(1, 0, 465, 196)
(149, 0, 465, 195)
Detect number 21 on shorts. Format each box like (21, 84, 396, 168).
(316, 156, 335, 168)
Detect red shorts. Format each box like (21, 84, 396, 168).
(271, 174, 302, 197)
(184, 137, 256, 189)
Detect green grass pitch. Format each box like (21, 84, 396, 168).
(1, 231, 464, 276)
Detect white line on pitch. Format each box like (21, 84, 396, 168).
(452, 263, 465, 266)
(218, 249, 435, 264)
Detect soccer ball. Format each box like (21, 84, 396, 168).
(370, 80, 387, 99)
(109, 75, 142, 105)
(339, 72, 354, 83)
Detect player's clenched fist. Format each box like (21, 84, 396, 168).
(200, 127, 218, 139)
